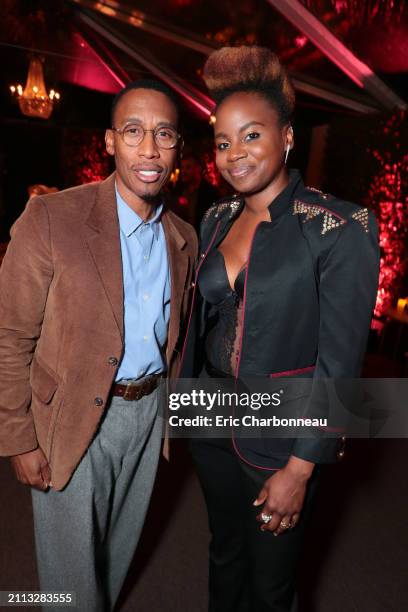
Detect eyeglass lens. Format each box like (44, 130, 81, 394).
(122, 125, 178, 148)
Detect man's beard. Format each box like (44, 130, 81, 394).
(141, 190, 161, 203)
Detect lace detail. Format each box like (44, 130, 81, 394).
(198, 242, 246, 376)
(231, 296, 244, 374)
(205, 291, 243, 375)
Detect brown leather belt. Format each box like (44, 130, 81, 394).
(111, 374, 162, 401)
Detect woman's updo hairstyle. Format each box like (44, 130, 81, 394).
(203, 46, 295, 126)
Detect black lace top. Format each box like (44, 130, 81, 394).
(198, 248, 246, 375)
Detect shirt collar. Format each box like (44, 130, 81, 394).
(115, 185, 163, 239)
(228, 169, 304, 224)
(266, 169, 303, 220)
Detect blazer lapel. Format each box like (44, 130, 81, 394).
(83, 174, 124, 340)
(162, 210, 189, 362)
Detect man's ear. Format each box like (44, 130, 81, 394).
(105, 129, 115, 156)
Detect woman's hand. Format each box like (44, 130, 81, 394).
(253, 456, 314, 535)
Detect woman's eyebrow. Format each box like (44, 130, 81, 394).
(215, 121, 265, 139)
(239, 121, 265, 132)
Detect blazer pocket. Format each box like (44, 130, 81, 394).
(30, 357, 59, 404)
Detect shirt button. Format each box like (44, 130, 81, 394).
(143, 335, 149, 341)
(94, 397, 104, 407)
(143, 293, 149, 301)
(191, 281, 196, 288)
(108, 356, 118, 366)
(144, 255, 149, 261)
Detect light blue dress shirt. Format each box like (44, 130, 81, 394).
(115, 187, 171, 381)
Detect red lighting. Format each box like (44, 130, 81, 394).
(367, 112, 408, 316)
(61, 32, 123, 94)
(295, 35, 308, 48)
(203, 155, 220, 188)
(76, 134, 110, 185)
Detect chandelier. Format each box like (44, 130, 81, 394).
(10, 57, 60, 119)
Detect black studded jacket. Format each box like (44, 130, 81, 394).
(179, 170, 380, 469)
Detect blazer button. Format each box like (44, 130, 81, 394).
(108, 356, 118, 366)
(200, 253, 205, 259)
(191, 281, 196, 288)
(94, 397, 104, 407)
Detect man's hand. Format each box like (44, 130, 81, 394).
(10, 447, 51, 490)
(253, 456, 314, 535)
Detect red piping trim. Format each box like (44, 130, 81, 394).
(177, 221, 221, 378)
(314, 204, 346, 222)
(315, 204, 346, 221)
(269, 365, 316, 378)
(231, 433, 280, 472)
(295, 200, 346, 222)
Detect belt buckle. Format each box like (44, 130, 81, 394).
(123, 382, 134, 401)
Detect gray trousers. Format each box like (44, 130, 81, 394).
(31, 384, 164, 612)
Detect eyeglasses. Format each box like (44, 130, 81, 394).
(111, 124, 181, 149)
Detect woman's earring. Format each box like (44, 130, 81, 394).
(284, 144, 291, 164)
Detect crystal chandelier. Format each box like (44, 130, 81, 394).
(10, 57, 60, 120)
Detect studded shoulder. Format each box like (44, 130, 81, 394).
(294, 186, 372, 237)
(305, 185, 332, 200)
(202, 196, 242, 223)
(293, 199, 347, 236)
(350, 207, 370, 233)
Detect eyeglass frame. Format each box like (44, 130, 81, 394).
(110, 123, 182, 150)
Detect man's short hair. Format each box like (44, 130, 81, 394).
(110, 79, 180, 127)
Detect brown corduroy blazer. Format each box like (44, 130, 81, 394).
(0, 173, 198, 489)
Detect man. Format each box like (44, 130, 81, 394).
(0, 80, 197, 610)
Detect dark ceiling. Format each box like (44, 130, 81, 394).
(0, 0, 407, 125)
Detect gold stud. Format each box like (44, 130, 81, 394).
(351, 208, 369, 233)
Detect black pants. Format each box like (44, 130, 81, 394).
(190, 438, 319, 612)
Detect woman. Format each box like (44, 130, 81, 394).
(179, 46, 379, 611)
